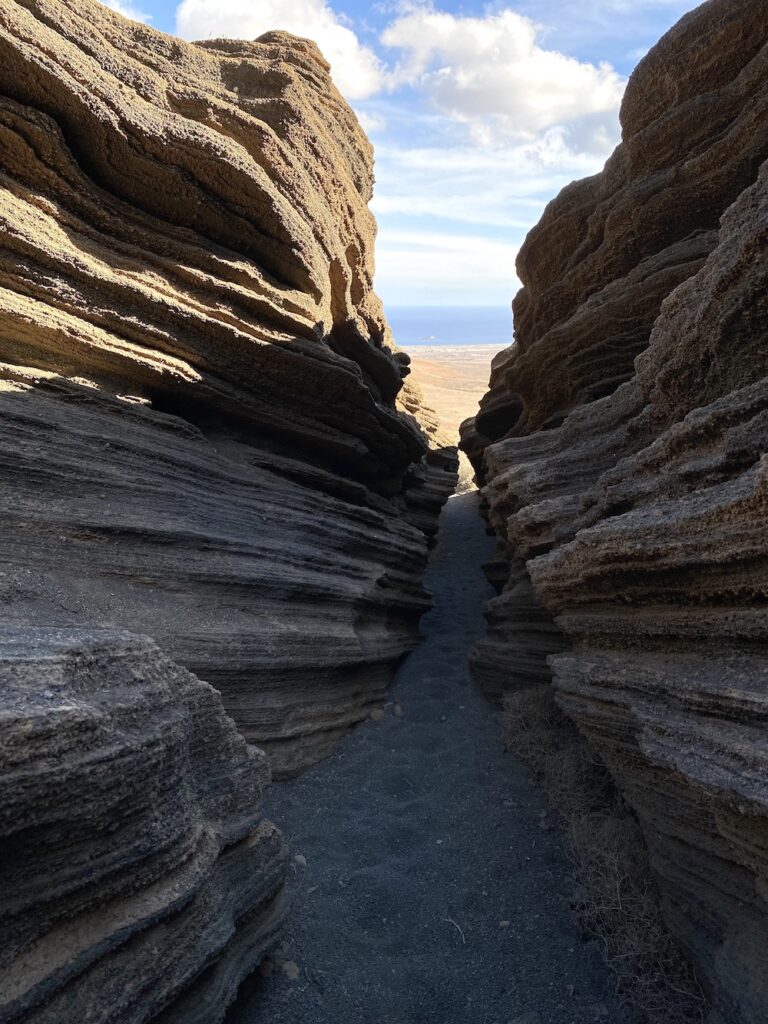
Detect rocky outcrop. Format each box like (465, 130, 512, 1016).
(462, 2, 768, 1020)
(0, 3, 455, 1020)
(0, 0, 456, 777)
(0, 628, 288, 1024)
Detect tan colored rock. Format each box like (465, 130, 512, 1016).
(0, 0, 456, 776)
(0, 4, 456, 1020)
(463, 2, 768, 1019)
(471, 0, 768, 445)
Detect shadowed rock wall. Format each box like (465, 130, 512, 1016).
(0, 0, 456, 777)
(462, 2, 768, 1019)
(0, 629, 288, 1024)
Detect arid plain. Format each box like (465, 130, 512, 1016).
(408, 344, 500, 490)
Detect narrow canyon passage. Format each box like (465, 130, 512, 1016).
(228, 493, 625, 1024)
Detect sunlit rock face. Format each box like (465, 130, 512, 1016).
(0, 4, 456, 1018)
(0, 629, 288, 1024)
(0, 0, 456, 777)
(462, 2, 768, 1019)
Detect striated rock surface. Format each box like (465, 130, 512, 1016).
(0, 3, 455, 1020)
(472, 0, 767, 446)
(0, 0, 456, 777)
(0, 628, 288, 1024)
(463, 2, 768, 1020)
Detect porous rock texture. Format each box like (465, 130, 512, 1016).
(462, 2, 768, 1020)
(0, 0, 457, 778)
(0, 3, 456, 1020)
(0, 628, 288, 1024)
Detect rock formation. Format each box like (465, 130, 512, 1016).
(0, 1, 455, 1021)
(462, 2, 768, 1020)
(0, 0, 457, 778)
(0, 628, 288, 1024)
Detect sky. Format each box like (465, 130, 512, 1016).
(101, 0, 701, 309)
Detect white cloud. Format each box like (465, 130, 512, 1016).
(354, 108, 387, 135)
(170, 0, 633, 306)
(100, 0, 152, 21)
(364, 102, 616, 303)
(507, 0, 698, 62)
(374, 229, 520, 305)
(381, 7, 625, 152)
(175, 0, 384, 99)
(370, 127, 611, 229)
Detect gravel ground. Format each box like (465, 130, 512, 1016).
(227, 492, 626, 1024)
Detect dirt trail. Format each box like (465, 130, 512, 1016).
(228, 492, 625, 1024)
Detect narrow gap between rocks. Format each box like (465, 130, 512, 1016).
(226, 492, 626, 1024)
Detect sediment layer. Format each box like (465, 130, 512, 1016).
(0, 0, 456, 777)
(0, 629, 288, 1024)
(462, 2, 768, 1020)
(0, 3, 456, 1021)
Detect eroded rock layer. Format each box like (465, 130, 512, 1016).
(0, 628, 288, 1024)
(0, 0, 457, 777)
(462, 2, 768, 1020)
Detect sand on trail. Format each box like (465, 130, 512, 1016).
(227, 493, 627, 1024)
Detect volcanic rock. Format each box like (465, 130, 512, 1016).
(0, 628, 288, 1024)
(0, 0, 457, 777)
(0, 2, 456, 1021)
(462, 2, 768, 1019)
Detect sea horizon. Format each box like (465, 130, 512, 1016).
(385, 304, 513, 348)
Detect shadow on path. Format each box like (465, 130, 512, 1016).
(227, 492, 625, 1024)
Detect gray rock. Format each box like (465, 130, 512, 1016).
(462, 3, 768, 1020)
(0, 628, 288, 1023)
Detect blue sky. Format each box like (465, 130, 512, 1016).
(103, 0, 700, 308)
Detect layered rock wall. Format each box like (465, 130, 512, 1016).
(0, 0, 456, 777)
(0, 2, 455, 1021)
(462, 2, 768, 1019)
(0, 629, 288, 1024)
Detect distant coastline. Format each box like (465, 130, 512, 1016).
(386, 305, 513, 348)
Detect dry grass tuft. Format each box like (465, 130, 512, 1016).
(503, 685, 707, 1024)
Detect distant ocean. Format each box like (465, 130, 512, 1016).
(385, 305, 513, 348)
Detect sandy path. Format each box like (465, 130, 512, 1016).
(227, 493, 624, 1024)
